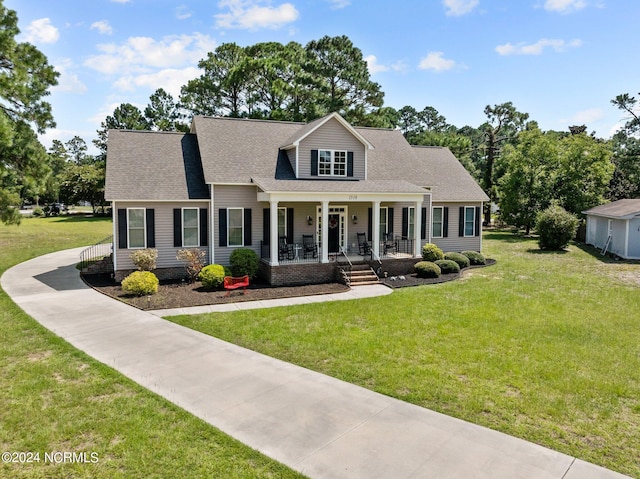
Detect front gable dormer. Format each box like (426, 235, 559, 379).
(280, 112, 374, 180)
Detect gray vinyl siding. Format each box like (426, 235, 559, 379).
(114, 201, 210, 271)
(586, 216, 629, 258)
(431, 202, 483, 253)
(629, 218, 640, 259)
(297, 117, 366, 180)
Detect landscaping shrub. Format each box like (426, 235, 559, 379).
(414, 261, 441, 278)
(536, 204, 579, 251)
(31, 207, 44, 217)
(199, 264, 226, 290)
(421, 243, 444, 262)
(176, 248, 206, 282)
(444, 252, 470, 269)
(435, 259, 460, 274)
(121, 271, 159, 296)
(229, 248, 259, 279)
(130, 248, 158, 271)
(462, 250, 486, 265)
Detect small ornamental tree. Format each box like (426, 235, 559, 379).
(130, 248, 158, 271)
(536, 204, 579, 251)
(176, 248, 206, 282)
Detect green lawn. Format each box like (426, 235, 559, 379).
(169, 231, 640, 478)
(0, 217, 305, 479)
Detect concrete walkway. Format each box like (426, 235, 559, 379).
(1, 248, 631, 479)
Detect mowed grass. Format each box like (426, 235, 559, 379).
(0, 217, 305, 479)
(170, 231, 640, 478)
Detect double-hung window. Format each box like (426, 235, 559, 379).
(432, 207, 443, 238)
(127, 208, 146, 248)
(319, 150, 347, 177)
(277, 207, 287, 238)
(464, 207, 475, 237)
(379, 207, 388, 241)
(228, 208, 244, 247)
(182, 208, 199, 247)
(407, 207, 415, 239)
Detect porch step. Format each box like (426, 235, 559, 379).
(348, 266, 380, 286)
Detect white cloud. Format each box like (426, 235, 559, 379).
(85, 33, 216, 75)
(113, 67, 200, 98)
(568, 108, 604, 124)
(176, 5, 193, 20)
(91, 20, 113, 35)
(327, 0, 351, 9)
(365, 55, 389, 74)
(52, 59, 87, 94)
(544, 0, 587, 13)
(418, 52, 456, 72)
(215, 0, 299, 30)
(24, 18, 59, 44)
(442, 0, 479, 16)
(496, 38, 582, 55)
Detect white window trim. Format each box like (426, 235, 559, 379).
(379, 206, 388, 241)
(127, 207, 146, 249)
(227, 207, 244, 247)
(432, 206, 443, 239)
(182, 207, 200, 247)
(408, 206, 415, 239)
(318, 149, 347, 177)
(464, 206, 475, 237)
(278, 207, 287, 238)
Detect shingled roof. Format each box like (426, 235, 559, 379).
(583, 199, 640, 219)
(105, 130, 209, 201)
(106, 114, 488, 203)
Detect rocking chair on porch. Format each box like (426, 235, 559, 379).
(278, 236, 294, 261)
(302, 234, 318, 259)
(357, 232, 371, 256)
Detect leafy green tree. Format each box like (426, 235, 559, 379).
(305, 35, 384, 124)
(554, 133, 614, 215)
(94, 103, 149, 157)
(498, 126, 558, 234)
(608, 92, 640, 199)
(0, 1, 59, 223)
(478, 102, 529, 224)
(59, 163, 105, 214)
(144, 88, 187, 132)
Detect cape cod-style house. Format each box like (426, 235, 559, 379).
(104, 112, 489, 285)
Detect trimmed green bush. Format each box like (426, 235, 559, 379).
(121, 271, 159, 296)
(229, 248, 259, 279)
(414, 261, 441, 278)
(462, 250, 486, 265)
(444, 252, 470, 269)
(130, 248, 158, 271)
(435, 259, 460, 274)
(536, 205, 579, 251)
(31, 207, 44, 217)
(199, 264, 226, 290)
(421, 243, 444, 262)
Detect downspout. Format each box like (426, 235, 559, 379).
(111, 200, 117, 274)
(209, 184, 215, 264)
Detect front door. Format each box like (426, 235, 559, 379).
(328, 214, 340, 253)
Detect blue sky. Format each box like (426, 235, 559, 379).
(6, 0, 640, 153)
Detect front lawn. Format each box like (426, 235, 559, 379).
(0, 217, 305, 479)
(169, 231, 640, 478)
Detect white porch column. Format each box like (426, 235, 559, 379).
(270, 200, 279, 265)
(414, 199, 423, 257)
(321, 200, 329, 263)
(372, 200, 381, 258)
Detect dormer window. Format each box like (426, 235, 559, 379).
(319, 150, 347, 177)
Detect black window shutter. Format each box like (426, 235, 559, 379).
(421, 207, 427, 240)
(200, 208, 208, 246)
(219, 209, 227, 247)
(263, 208, 270, 244)
(173, 209, 182, 247)
(286, 208, 294, 244)
(475, 206, 481, 237)
(244, 208, 252, 246)
(443, 207, 449, 238)
(146, 209, 155, 248)
(118, 209, 127, 249)
(459, 207, 465, 237)
(388, 207, 394, 235)
(311, 150, 318, 176)
(402, 207, 409, 238)
(347, 152, 354, 177)
(367, 208, 373, 241)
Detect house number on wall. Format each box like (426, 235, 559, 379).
(348, 195, 358, 200)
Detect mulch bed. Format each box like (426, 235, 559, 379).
(82, 259, 495, 311)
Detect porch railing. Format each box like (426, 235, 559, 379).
(79, 236, 113, 273)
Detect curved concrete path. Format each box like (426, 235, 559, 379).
(1, 248, 631, 479)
